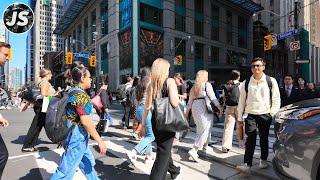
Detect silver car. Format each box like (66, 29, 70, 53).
(273, 99, 320, 180)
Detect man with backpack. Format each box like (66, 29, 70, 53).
(237, 57, 280, 173)
(221, 70, 243, 153)
(118, 76, 133, 129)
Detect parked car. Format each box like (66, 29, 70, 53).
(273, 98, 320, 180)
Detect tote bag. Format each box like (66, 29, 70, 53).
(153, 97, 189, 132)
(92, 92, 103, 111)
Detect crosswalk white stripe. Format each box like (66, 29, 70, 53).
(29, 138, 211, 180)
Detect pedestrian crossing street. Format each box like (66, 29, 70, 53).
(210, 121, 276, 151)
(14, 136, 213, 180)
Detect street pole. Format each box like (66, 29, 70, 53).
(294, 0, 299, 75)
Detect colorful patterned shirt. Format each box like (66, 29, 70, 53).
(66, 90, 93, 125)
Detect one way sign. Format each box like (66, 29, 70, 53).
(290, 41, 300, 51)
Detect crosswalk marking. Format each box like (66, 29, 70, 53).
(29, 138, 212, 180)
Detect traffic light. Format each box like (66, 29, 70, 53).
(65, 52, 73, 64)
(89, 55, 96, 67)
(264, 35, 272, 51)
(175, 55, 183, 65)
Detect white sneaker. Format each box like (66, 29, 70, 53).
(126, 150, 137, 167)
(259, 159, 268, 169)
(236, 163, 251, 173)
(188, 148, 199, 163)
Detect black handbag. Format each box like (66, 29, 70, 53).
(153, 97, 189, 132)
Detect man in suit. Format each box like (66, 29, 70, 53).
(274, 75, 299, 140)
(279, 75, 299, 107)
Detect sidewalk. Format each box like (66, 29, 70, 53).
(102, 103, 280, 180)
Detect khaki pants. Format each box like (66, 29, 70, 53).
(221, 106, 244, 149)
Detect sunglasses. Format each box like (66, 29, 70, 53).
(251, 64, 264, 68)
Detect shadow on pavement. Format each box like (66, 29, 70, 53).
(95, 156, 149, 180)
(19, 168, 47, 180)
(11, 135, 53, 145)
(36, 148, 61, 163)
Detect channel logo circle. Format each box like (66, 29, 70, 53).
(2, 3, 34, 34)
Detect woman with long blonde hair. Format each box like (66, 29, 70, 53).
(185, 70, 222, 162)
(139, 58, 181, 180)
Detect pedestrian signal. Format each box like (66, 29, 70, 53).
(65, 52, 73, 64)
(264, 35, 272, 51)
(89, 55, 96, 67)
(175, 55, 183, 65)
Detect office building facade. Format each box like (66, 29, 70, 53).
(55, 0, 262, 90)
(27, 0, 64, 84)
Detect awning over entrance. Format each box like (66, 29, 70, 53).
(227, 0, 263, 14)
(54, 0, 90, 35)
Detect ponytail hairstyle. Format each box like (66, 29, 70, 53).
(71, 64, 88, 85)
(39, 68, 51, 79)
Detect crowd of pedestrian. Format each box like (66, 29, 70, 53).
(2, 39, 320, 179)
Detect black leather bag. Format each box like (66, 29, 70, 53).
(153, 97, 189, 132)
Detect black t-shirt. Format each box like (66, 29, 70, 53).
(178, 84, 187, 95)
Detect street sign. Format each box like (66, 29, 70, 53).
(74, 53, 90, 59)
(271, 34, 277, 47)
(277, 29, 300, 40)
(295, 59, 310, 64)
(290, 41, 301, 51)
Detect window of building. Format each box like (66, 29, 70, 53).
(100, 1, 108, 36)
(119, 0, 132, 30)
(238, 16, 247, 48)
(175, 0, 185, 7)
(194, 42, 204, 72)
(84, 18, 88, 46)
(140, 3, 162, 27)
(91, 10, 96, 45)
(194, 0, 203, 14)
(175, 14, 185, 32)
(175, 0, 186, 32)
(270, 0, 274, 6)
(211, 5, 219, 41)
(211, 46, 219, 64)
(195, 20, 203, 36)
(226, 11, 232, 45)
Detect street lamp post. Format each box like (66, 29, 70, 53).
(252, 10, 282, 17)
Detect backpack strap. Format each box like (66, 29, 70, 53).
(266, 75, 272, 101)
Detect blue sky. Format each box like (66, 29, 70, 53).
(1, 0, 29, 83)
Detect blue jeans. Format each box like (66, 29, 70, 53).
(134, 103, 154, 155)
(51, 121, 99, 180)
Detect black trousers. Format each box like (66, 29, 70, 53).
(121, 102, 130, 128)
(274, 122, 280, 140)
(23, 100, 46, 149)
(150, 119, 177, 180)
(0, 134, 8, 179)
(244, 114, 272, 166)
